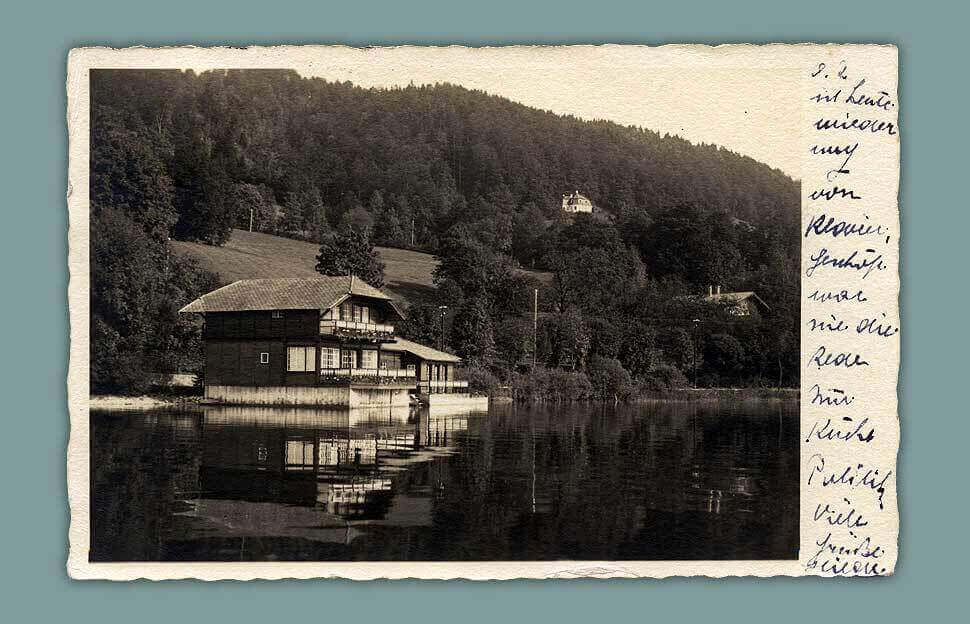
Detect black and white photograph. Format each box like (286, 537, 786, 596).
(66, 45, 898, 577)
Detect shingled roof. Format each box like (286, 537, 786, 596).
(382, 337, 462, 363)
(704, 291, 770, 311)
(179, 276, 403, 316)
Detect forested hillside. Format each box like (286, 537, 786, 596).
(90, 69, 800, 396)
(91, 69, 797, 253)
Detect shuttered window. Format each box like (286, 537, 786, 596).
(287, 346, 316, 372)
(320, 347, 339, 369)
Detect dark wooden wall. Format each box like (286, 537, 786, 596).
(204, 310, 320, 340)
(205, 340, 285, 386)
(202, 309, 443, 388)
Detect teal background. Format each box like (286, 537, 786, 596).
(0, 0, 960, 620)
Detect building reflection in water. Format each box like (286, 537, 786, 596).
(190, 405, 478, 544)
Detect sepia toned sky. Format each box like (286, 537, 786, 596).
(186, 46, 804, 179)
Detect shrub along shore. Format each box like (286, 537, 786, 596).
(464, 364, 799, 403)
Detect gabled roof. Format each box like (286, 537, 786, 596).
(704, 291, 770, 311)
(562, 191, 592, 203)
(382, 337, 462, 363)
(179, 276, 403, 316)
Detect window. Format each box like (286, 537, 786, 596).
(287, 346, 316, 372)
(259, 352, 270, 365)
(380, 353, 401, 370)
(360, 349, 377, 369)
(320, 347, 339, 369)
(285, 439, 314, 470)
(352, 304, 370, 323)
(340, 302, 352, 320)
(271, 311, 283, 319)
(341, 349, 357, 369)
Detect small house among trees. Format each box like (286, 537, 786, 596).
(561, 191, 594, 214)
(703, 286, 770, 318)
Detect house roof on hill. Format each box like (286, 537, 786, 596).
(382, 337, 462, 363)
(562, 190, 593, 206)
(704, 291, 770, 311)
(179, 276, 403, 316)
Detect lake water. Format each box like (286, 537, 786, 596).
(90, 400, 799, 562)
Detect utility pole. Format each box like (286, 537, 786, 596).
(692, 318, 700, 389)
(249, 208, 254, 233)
(533, 288, 538, 369)
(438, 305, 448, 351)
(411, 218, 416, 247)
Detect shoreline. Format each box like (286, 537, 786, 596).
(502, 387, 800, 403)
(89, 387, 798, 410)
(641, 387, 800, 401)
(89, 394, 201, 410)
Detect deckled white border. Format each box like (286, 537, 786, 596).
(67, 44, 899, 580)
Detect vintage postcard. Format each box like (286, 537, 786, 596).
(66, 44, 899, 579)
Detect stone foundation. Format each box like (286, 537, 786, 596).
(204, 384, 411, 408)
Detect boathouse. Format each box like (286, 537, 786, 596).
(179, 276, 480, 408)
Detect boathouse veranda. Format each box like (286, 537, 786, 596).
(179, 277, 470, 407)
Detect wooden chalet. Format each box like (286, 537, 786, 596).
(179, 276, 476, 407)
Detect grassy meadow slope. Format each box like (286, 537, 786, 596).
(170, 229, 437, 303)
(170, 229, 551, 305)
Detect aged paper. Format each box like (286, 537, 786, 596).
(67, 44, 899, 579)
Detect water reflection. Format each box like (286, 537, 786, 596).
(91, 401, 798, 562)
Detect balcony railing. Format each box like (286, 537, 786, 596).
(418, 380, 470, 394)
(320, 319, 395, 337)
(319, 367, 416, 381)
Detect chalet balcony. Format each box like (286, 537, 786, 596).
(319, 319, 395, 339)
(418, 380, 470, 394)
(318, 367, 416, 386)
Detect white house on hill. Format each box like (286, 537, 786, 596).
(561, 190, 593, 213)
